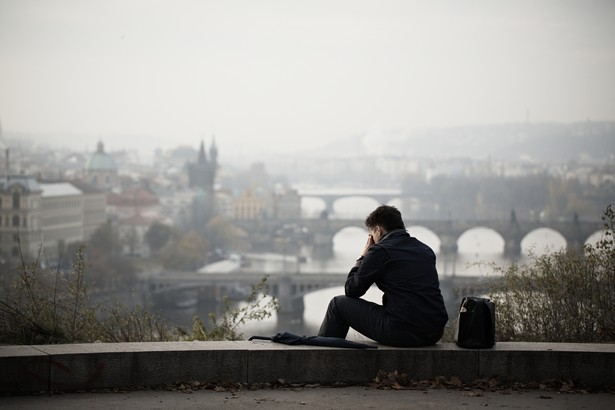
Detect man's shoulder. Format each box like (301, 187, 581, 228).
(385, 229, 410, 241)
(406, 236, 436, 255)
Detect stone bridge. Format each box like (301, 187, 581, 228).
(234, 214, 603, 259)
(141, 270, 496, 323)
(296, 187, 402, 216)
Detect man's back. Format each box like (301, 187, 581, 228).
(346, 229, 449, 336)
(320, 205, 449, 347)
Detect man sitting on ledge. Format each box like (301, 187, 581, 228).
(318, 205, 448, 347)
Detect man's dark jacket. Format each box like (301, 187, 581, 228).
(345, 229, 448, 337)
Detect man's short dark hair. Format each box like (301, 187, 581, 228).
(364, 205, 405, 232)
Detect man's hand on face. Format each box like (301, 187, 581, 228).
(362, 234, 375, 256)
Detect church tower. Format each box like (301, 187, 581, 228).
(188, 139, 219, 230)
(188, 139, 218, 193)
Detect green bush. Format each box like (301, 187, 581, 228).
(489, 205, 615, 342)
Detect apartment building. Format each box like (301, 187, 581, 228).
(272, 187, 301, 220)
(233, 188, 265, 220)
(39, 182, 85, 258)
(70, 180, 107, 239)
(0, 176, 106, 262)
(0, 175, 43, 260)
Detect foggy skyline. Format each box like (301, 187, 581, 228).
(1, 0, 614, 160)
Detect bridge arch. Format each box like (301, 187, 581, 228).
(329, 226, 369, 263)
(332, 225, 368, 244)
(331, 196, 382, 219)
(330, 222, 369, 234)
(407, 225, 441, 253)
(296, 188, 403, 219)
(233, 216, 602, 261)
(301, 196, 327, 218)
(521, 227, 567, 255)
(585, 230, 606, 247)
(457, 227, 506, 255)
(388, 197, 404, 209)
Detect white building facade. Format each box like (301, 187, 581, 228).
(39, 182, 85, 258)
(0, 176, 43, 260)
(0, 176, 106, 262)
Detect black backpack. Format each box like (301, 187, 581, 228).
(454, 296, 496, 349)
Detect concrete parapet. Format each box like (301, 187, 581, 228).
(479, 342, 615, 387)
(247, 342, 479, 385)
(0, 345, 49, 394)
(1, 341, 614, 394)
(42, 342, 247, 393)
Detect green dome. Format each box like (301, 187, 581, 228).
(86, 141, 117, 171)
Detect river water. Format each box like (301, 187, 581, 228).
(156, 198, 603, 339)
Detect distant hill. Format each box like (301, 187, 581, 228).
(307, 122, 615, 162)
(4, 121, 614, 165)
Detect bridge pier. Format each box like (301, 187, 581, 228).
(563, 214, 588, 254)
(504, 238, 522, 258)
(322, 198, 336, 218)
(274, 277, 306, 323)
(311, 232, 334, 259)
(503, 211, 523, 259)
(276, 298, 305, 328)
(439, 233, 458, 256)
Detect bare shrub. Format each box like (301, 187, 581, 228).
(489, 205, 615, 342)
(0, 244, 103, 344)
(0, 242, 278, 344)
(191, 275, 279, 341)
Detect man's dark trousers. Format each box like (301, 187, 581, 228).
(318, 295, 442, 347)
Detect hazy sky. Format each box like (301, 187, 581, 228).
(1, 0, 614, 158)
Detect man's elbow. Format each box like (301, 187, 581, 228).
(344, 286, 361, 298)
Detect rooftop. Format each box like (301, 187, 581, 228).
(0, 175, 42, 193)
(40, 182, 82, 198)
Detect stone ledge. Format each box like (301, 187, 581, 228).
(1, 342, 613, 394)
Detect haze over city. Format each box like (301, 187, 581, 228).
(1, 0, 614, 161)
(2, 0, 615, 366)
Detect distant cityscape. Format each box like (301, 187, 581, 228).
(0, 134, 303, 269)
(1, 121, 614, 274)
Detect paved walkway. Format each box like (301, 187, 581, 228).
(1, 386, 613, 410)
